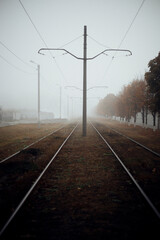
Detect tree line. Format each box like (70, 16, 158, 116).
(96, 52, 160, 128)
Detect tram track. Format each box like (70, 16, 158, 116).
(0, 122, 78, 236)
(91, 121, 160, 219)
(91, 121, 160, 179)
(91, 120, 160, 216)
(0, 121, 160, 239)
(97, 118, 160, 155)
(0, 125, 65, 164)
(97, 120, 160, 157)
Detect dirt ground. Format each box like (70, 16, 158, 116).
(1, 121, 160, 240)
(0, 123, 74, 230)
(0, 123, 64, 161)
(98, 118, 160, 153)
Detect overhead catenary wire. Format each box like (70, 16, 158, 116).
(19, 0, 48, 50)
(19, 0, 81, 85)
(0, 53, 36, 74)
(19, 0, 86, 86)
(118, 0, 146, 49)
(87, 35, 110, 49)
(60, 35, 83, 48)
(101, 0, 146, 81)
(52, 35, 84, 85)
(19, 0, 67, 84)
(0, 40, 34, 69)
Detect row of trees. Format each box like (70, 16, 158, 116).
(96, 52, 160, 128)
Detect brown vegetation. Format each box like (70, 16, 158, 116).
(96, 51, 160, 128)
(0, 121, 160, 239)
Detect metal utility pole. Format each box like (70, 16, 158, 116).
(37, 64, 40, 128)
(38, 26, 132, 136)
(60, 86, 62, 119)
(30, 60, 40, 128)
(67, 96, 69, 119)
(83, 25, 87, 136)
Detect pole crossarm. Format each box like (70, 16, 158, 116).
(38, 48, 83, 60)
(65, 85, 108, 91)
(65, 86, 83, 91)
(86, 49, 132, 60)
(38, 48, 132, 61)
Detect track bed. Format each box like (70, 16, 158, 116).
(1, 122, 160, 239)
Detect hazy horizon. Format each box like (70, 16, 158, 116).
(0, 0, 160, 118)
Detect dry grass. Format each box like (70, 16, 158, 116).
(0, 123, 63, 160)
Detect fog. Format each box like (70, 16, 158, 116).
(0, 0, 160, 119)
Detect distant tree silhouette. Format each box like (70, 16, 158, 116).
(145, 52, 160, 127)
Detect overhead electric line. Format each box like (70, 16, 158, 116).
(0, 53, 35, 74)
(19, 0, 81, 85)
(19, 0, 67, 83)
(19, 0, 48, 49)
(0, 40, 34, 68)
(87, 35, 110, 48)
(102, 0, 146, 80)
(53, 35, 83, 84)
(60, 35, 83, 48)
(118, 0, 146, 49)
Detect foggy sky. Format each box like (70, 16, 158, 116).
(0, 0, 160, 118)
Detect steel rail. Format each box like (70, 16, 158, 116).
(0, 125, 65, 164)
(0, 123, 78, 237)
(91, 122, 160, 220)
(104, 123, 160, 158)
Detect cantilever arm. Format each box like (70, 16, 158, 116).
(86, 49, 132, 60)
(65, 86, 83, 91)
(38, 48, 83, 60)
